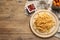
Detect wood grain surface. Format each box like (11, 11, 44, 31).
(0, 0, 60, 40)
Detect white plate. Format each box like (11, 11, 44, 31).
(30, 10, 59, 38)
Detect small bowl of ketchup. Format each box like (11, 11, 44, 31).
(26, 4, 36, 13)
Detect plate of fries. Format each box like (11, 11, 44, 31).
(30, 10, 59, 38)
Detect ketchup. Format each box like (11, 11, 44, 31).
(28, 4, 35, 11)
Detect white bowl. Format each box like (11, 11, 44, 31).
(30, 10, 59, 38)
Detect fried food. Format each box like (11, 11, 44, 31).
(34, 12, 55, 33)
(53, 0, 60, 6)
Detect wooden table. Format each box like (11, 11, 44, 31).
(0, 0, 60, 40)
